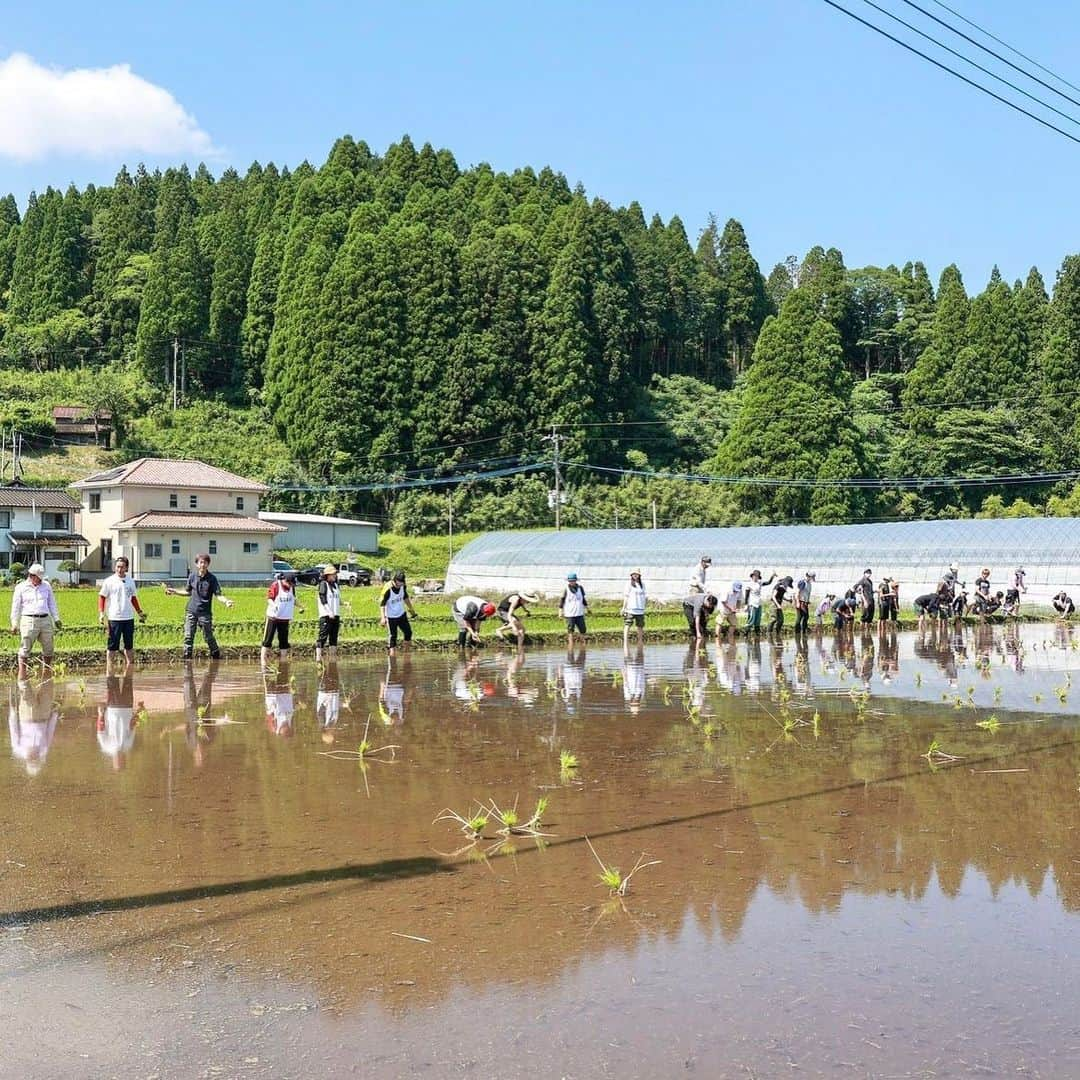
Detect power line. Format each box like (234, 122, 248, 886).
(819, 0, 1080, 146)
(857, 0, 1080, 130)
(927, 0, 1080, 97)
(268, 460, 550, 494)
(900, 0, 1080, 112)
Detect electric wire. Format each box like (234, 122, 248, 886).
(819, 0, 1080, 146)
(899, 0, 1080, 111)
(927, 0, 1080, 97)
(857, 0, 1080, 129)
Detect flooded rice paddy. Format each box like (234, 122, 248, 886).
(3, 622, 1080, 1078)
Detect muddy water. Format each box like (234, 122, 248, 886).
(2, 622, 1080, 1078)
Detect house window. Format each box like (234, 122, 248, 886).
(169, 493, 178, 508)
(208, 540, 217, 555)
(0, 510, 9, 528)
(42, 512, 70, 531)
(89, 493, 101, 512)
(171, 539, 181, 555)
(144, 542, 163, 559)
(189, 494, 198, 509)
(45, 550, 74, 563)
(244, 541, 259, 554)
(236, 496, 244, 511)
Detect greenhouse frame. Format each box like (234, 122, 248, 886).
(445, 518, 1080, 605)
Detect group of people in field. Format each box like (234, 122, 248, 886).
(9, 550, 1075, 676)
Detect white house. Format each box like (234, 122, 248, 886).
(72, 458, 285, 582)
(0, 483, 88, 580)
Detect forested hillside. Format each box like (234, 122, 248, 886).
(1, 133, 1079, 531)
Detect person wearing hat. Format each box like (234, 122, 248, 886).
(770, 576, 794, 634)
(559, 572, 589, 647)
(854, 569, 875, 625)
(689, 555, 712, 594)
(794, 571, 816, 633)
(379, 570, 417, 658)
(621, 571, 647, 651)
(10, 562, 61, 679)
(452, 594, 496, 647)
(316, 564, 342, 663)
(683, 591, 717, 643)
(495, 589, 540, 648)
(163, 553, 234, 661)
(877, 576, 898, 625)
(744, 570, 776, 634)
(719, 580, 744, 637)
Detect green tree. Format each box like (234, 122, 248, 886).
(717, 218, 769, 374)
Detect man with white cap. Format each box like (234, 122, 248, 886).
(689, 555, 711, 594)
(10, 563, 61, 679)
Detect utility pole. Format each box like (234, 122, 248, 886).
(542, 426, 563, 531)
(651, 500, 657, 530)
(172, 337, 179, 410)
(180, 338, 186, 404)
(448, 490, 454, 561)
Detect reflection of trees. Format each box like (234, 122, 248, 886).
(6, 656, 1080, 1017)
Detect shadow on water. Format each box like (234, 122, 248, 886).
(0, 855, 451, 927)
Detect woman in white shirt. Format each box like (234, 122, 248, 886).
(621, 570, 647, 650)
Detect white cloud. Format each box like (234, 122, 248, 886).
(0, 52, 216, 162)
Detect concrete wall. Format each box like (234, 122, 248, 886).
(117, 530, 274, 581)
(269, 521, 378, 553)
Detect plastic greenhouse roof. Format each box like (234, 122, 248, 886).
(448, 518, 1080, 570)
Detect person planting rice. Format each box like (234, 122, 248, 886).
(452, 594, 496, 647)
(495, 590, 540, 648)
(683, 592, 717, 643)
(770, 576, 794, 633)
(719, 580, 744, 637)
(816, 593, 835, 627)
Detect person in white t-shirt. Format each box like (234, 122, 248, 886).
(98, 557, 146, 671)
(621, 570, 647, 651)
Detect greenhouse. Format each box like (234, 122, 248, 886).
(445, 517, 1080, 605)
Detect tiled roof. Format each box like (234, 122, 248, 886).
(74, 458, 267, 492)
(7, 531, 90, 545)
(53, 405, 112, 421)
(0, 487, 81, 509)
(112, 511, 286, 533)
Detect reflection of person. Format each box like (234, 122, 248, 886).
(163, 554, 234, 661)
(264, 665, 295, 736)
(379, 657, 408, 725)
(622, 648, 646, 714)
(503, 647, 539, 706)
(10, 563, 61, 680)
(98, 556, 146, 672)
(316, 564, 342, 664)
(8, 678, 59, 776)
(316, 662, 341, 742)
(97, 672, 142, 770)
(181, 659, 220, 767)
(560, 647, 586, 710)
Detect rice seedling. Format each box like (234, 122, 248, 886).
(661, 683, 672, 705)
(559, 750, 578, 771)
(993, 686, 1003, 703)
(319, 714, 399, 761)
(488, 795, 550, 836)
(701, 720, 719, 739)
(584, 836, 660, 897)
(685, 701, 702, 726)
(976, 715, 1001, 732)
(1034, 693, 1043, 703)
(812, 710, 821, 737)
(914, 672, 922, 687)
(433, 805, 489, 839)
(923, 739, 961, 764)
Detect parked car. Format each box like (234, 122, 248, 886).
(338, 561, 372, 587)
(272, 560, 295, 574)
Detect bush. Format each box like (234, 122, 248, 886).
(8, 562, 27, 581)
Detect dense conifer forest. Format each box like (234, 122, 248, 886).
(2, 134, 1079, 530)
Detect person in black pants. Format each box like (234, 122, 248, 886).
(855, 569, 875, 624)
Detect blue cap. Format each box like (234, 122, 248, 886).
(567, 571, 578, 581)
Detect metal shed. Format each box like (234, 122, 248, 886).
(445, 518, 1080, 606)
(258, 512, 379, 553)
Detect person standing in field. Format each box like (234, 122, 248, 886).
(744, 570, 775, 635)
(10, 563, 61, 680)
(855, 569, 875, 625)
(261, 571, 302, 667)
(559, 572, 589, 647)
(719, 580, 744, 637)
(163, 553, 234, 661)
(689, 555, 712, 594)
(316, 564, 341, 664)
(379, 570, 417, 658)
(770, 575, 794, 633)
(794, 571, 815, 633)
(98, 556, 147, 672)
(621, 571, 647, 651)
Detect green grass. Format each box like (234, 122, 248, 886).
(277, 531, 480, 582)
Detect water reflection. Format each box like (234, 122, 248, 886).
(7, 678, 59, 776)
(96, 673, 140, 770)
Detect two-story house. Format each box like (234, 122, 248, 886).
(72, 459, 285, 581)
(0, 482, 88, 579)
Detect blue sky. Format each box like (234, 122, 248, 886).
(2, 0, 1079, 289)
